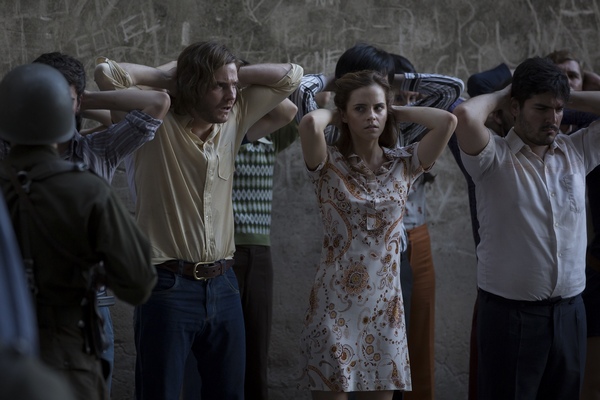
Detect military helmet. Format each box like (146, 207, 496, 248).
(0, 63, 75, 145)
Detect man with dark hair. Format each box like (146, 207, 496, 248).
(30, 52, 170, 182)
(95, 41, 302, 400)
(32, 52, 87, 131)
(545, 49, 600, 93)
(546, 49, 584, 91)
(390, 53, 419, 106)
(389, 52, 462, 400)
(291, 43, 393, 130)
(449, 62, 515, 400)
(453, 56, 600, 399)
(0, 63, 157, 400)
(334, 42, 396, 83)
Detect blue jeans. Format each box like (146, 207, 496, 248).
(183, 245, 274, 400)
(134, 266, 246, 400)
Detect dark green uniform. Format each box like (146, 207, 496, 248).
(1, 145, 156, 400)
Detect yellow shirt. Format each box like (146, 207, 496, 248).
(132, 64, 303, 264)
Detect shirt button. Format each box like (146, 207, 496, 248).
(555, 222, 559, 227)
(551, 192, 556, 197)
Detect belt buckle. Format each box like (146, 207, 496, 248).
(192, 262, 208, 281)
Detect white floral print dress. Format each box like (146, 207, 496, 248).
(299, 144, 424, 392)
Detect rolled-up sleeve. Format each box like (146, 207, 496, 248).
(290, 74, 326, 125)
(235, 64, 303, 142)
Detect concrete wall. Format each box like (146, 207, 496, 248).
(3, 0, 598, 399)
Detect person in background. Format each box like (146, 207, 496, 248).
(389, 53, 463, 400)
(545, 50, 600, 134)
(0, 63, 157, 400)
(545, 49, 600, 400)
(454, 56, 600, 399)
(96, 41, 302, 400)
(298, 69, 457, 399)
(546, 49, 600, 92)
(448, 62, 514, 400)
(231, 105, 299, 400)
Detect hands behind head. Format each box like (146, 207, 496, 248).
(156, 61, 178, 97)
(582, 70, 600, 91)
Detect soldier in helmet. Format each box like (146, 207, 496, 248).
(17, 51, 170, 394)
(0, 63, 157, 400)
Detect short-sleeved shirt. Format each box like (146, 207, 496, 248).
(461, 123, 600, 300)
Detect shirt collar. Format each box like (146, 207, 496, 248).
(60, 129, 81, 160)
(505, 127, 560, 156)
(346, 147, 394, 175)
(175, 113, 219, 144)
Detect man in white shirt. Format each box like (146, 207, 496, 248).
(453, 56, 600, 400)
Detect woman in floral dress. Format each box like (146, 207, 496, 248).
(298, 70, 457, 400)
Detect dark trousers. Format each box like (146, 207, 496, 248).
(468, 298, 478, 400)
(233, 244, 274, 400)
(477, 289, 586, 400)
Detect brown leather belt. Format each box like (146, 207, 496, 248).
(157, 259, 234, 281)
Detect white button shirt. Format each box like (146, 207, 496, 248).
(461, 123, 600, 300)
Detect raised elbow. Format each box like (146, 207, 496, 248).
(94, 62, 114, 91)
(281, 99, 298, 124)
(446, 112, 458, 133)
(452, 102, 471, 126)
(149, 91, 171, 120)
(299, 112, 318, 136)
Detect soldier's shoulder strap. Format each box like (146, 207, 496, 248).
(24, 159, 88, 182)
(0, 159, 91, 296)
(0, 159, 88, 185)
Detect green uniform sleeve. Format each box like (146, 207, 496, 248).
(95, 190, 156, 305)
